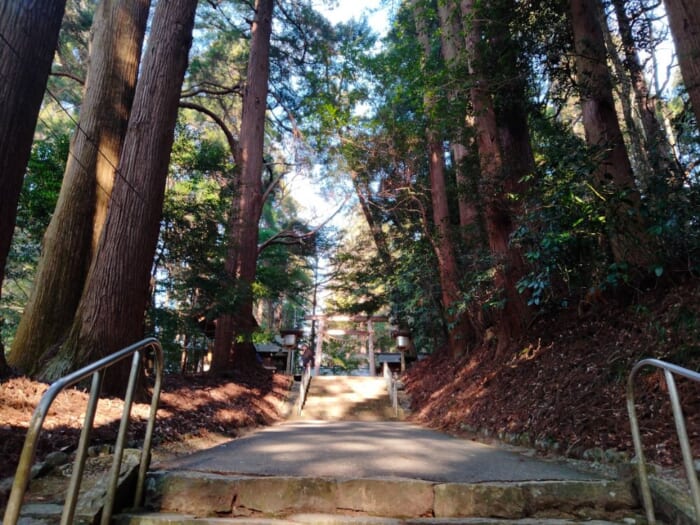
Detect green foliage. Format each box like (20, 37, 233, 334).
(656, 83, 700, 273)
(388, 238, 447, 354)
(18, 134, 69, 238)
(511, 115, 611, 307)
(150, 125, 231, 362)
(1, 134, 68, 347)
(152, 121, 318, 365)
(321, 339, 362, 373)
(48, 0, 95, 106)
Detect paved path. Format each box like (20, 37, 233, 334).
(155, 420, 599, 483)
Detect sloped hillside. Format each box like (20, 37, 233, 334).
(404, 278, 700, 466)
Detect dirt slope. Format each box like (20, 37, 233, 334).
(404, 278, 700, 466)
(0, 370, 292, 480)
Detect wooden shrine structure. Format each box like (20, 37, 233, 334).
(303, 314, 401, 375)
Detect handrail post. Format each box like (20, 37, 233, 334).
(664, 370, 700, 520)
(627, 358, 700, 525)
(3, 337, 164, 525)
(3, 396, 58, 525)
(61, 371, 104, 525)
(626, 372, 656, 524)
(99, 351, 141, 525)
(135, 342, 163, 507)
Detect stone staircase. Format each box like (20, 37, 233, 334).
(295, 376, 400, 421)
(112, 375, 650, 525)
(114, 474, 643, 524)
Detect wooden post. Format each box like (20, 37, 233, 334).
(368, 319, 376, 376)
(314, 317, 324, 376)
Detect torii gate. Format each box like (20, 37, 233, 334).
(304, 314, 389, 376)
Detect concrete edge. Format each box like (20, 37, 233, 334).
(648, 476, 697, 525)
(145, 471, 640, 520)
(114, 511, 639, 524)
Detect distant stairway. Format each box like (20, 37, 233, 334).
(295, 375, 401, 421)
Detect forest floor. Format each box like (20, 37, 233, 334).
(404, 275, 700, 469)
(0, 370, 293, 481)
(0, 276, 699, 498)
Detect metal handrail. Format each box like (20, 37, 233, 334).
(3, 337, 163, 525)
(383, 362, 398, 417)
(297, 365, 312, 415)
(626, 358, 700, 524)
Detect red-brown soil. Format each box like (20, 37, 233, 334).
(404, 277, 700, 467)
(0, 370, 292, 480)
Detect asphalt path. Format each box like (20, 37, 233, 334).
(156, 420, 599, 483)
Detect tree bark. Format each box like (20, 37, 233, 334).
(458, 0, 530, 354)
(437, 0, 482, 247)
(9, 0, 150, 375)
(569, 0, 656, 270)
(211, 0, 274, 374)
(495, 88, 533, 352)
(611, 0, 681, 193)
(413, 0, 474, 357)
(664, 0, 700, 124)
(0, 0, 66, 330)
(349, 169, 394, 272)
(601, 1, 653, 189)
(41, 0, 198, 394)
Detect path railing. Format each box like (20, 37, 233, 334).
(297, 364, 312, 415)
(626, 358, 700, 525)
(3, 337, 163, 525)
(383, 362, 399, 417)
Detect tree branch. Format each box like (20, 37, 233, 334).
(261, 168, 286, 206)
(179, 100, 241, 165)
(181, 83, 243, 98)
(257, 196, 349, 254)
(50, 69, 85, 85)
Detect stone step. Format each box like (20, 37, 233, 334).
(114, 512, 645, 524)
(296, 377, 398, 421)
(129, 471, 640, 523)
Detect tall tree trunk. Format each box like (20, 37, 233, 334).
(601, 2, 654, 189)
(459, 0, 529, 354)
(611, 0, 681, 193)
(664, 0, 700, 124)
(493, 97, 532, 353)
(211, 0, 274, 374)
(437, 0, 482, 247)
(350, 169, 394, 271)
(0, 0, 66, 331)
(495, 83, 533, 350)
(569, 0, 656, 270)
(491, 0, 535, 352)
(9, 0, 150, 374)
(209, 173, 241, 372)
(413, 0, 473, 357)
(41, 0, 198, 394)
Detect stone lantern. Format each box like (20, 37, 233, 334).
(392, 329, 411, 372)
(280, 329, 303, 374)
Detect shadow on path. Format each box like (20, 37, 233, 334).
(155, 420, 600, 483)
